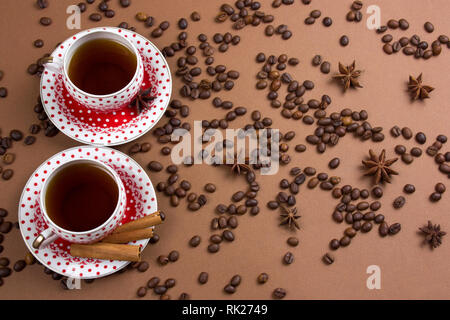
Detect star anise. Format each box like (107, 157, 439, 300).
(224, 152, 253, 175)
(280, 206, 301, 230)
(362, 149, 398, 184)
(129, 87, 157, 114)
(407, 73, 434, 100)
(333, 61, 363, 92)
(419, 221, 446, 249)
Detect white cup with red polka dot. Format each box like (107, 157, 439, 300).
(32, 158, 127, 249)
(45, 28, 144, 113)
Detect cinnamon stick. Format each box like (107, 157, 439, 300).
(70, 243, 141, 262)
(112, 210, 165, 234)
(102, 228, 154, 244)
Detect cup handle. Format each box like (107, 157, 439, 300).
(32, 228, 58, 249)
(43, 56, 63, 74)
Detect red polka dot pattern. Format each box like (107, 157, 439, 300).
(40, 27, 172, 146)
(18, 146, 157, 279)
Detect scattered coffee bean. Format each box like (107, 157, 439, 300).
(168, 250, 179, 262)
(39, 17, 52, 26)
(273, 287, 286, 299)
(340, 35, 349, 46)
(322, 253, 334, 265)
(198, 272, 209, 284)
(148, 161, 163, 172)
(424, 21, 434, 33)
(189, 235, 201, 247)
(257, 272, 269, 284)
(403, 184, 416, 194)
(435, 183, 446, 194)
(283, 252, 294, 265)
(329, 158, 340, 169)
(204, 183, 216, 193)
(393, 196, 406, 209)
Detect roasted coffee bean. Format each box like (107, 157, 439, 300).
(322, 253, 334, 265)
(435, 183, 446, 194)
(320, 61, 331, 74)
(3, 153, 15, 165)
(430, 192, 441, 202)
(10, 129, 23, 141)
(168, 250, 179, 262)
(393, 196, 406, 209)
(394, 145, 406, 155)
(208, 243, 220, 253)
(198, 272, 209, 284)
(285, 237, 299, 247)
(267, 201, 279, 209)
(339, 236, 351, 247)
(154, 285, 167, 295)
(372, 187, 383, 198)
(257, 273, 269, 284)
(137, 261, 149, 272)
(0, 267, 11, 278)
(401, 153, 413, 164)
(157, 255, 169, 265)
(137, 287, 147, 297)
(224, 284, 236, 294)
(345, 227, 357, 238)
(89, 13, 102, 21)
(149, 234, 160, 244)
(403, 184, 416, 194)
(2, 169, 13, 180)
(0, 257, 9, 268)
(361, 222, 373, 233)
(189, 235, 201, 247)
(39, 17, 52, 26)
(148, 161, 163, 172)
(273, 288, 286, 299)
(230, 275, 241, 287)
(424, 21, 434, 33)
(388, 223, 401, 235)
(283, 252, 294, 265)
(401, 127, 413, 139)
(322, 17, 332, 27)
(329, 158, 340, 169)
(204, 183, 216, 193)
(387, 19, 399, 29)
(340, 35, 349, 46)
(34, 39, 44, 48)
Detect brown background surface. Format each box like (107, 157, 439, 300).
(0, 0, 449, 300)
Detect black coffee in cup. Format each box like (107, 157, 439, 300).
(68, 38, 137, 95)
(44, 162, 119, 232)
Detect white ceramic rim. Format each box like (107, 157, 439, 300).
(62, 29, 142, 99)
(18, 146, 157, 279)
(39, 27, 172, 147)
(39, 158, 125, 236)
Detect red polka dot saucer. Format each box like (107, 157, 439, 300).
(40, 27, 172, 146)
(18, 146, 157, 279)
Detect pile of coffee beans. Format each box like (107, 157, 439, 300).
(214, 2, 275, 32)
(346, 1, 363, 23)
(327, 183, 401, 263)
(304, 108, 385, 154)
(137, 276, 178, 299)
(430, 183, 446, 202)
(312, 55, 331, 74)
(376, 16, 448, 59)
(267, 166, 341, 213)
(223, 274, 241, 294)
(174, 39, 240, 100)
(304, 9, 322, 25)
